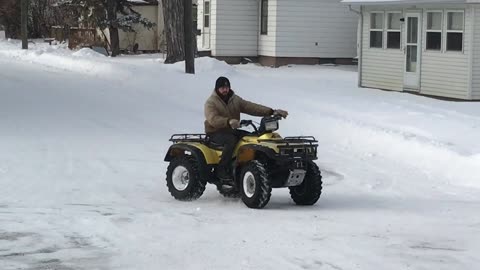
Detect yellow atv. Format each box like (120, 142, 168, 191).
(164, 115, 322, 209)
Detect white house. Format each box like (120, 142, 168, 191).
(196, 0, 358, 66)
(343, 0, 480, 100)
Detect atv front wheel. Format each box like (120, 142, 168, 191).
(240, 160, 272, 209)
(166, 156, 206, 201)
(289, 161, 322, 205)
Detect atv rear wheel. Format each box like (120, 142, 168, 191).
(240, 160, 272, 209)
(289, 161, 322, 205)
(166, 156, 206, 201)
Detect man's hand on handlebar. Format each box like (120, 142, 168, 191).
(273, 109, 288, 118)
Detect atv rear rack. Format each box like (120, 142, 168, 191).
(169, 134, 208, 143)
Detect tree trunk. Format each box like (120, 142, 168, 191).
(107, 0, 120, 57)
(162, 0, 185, 64)
(184, 0, 194, 74)
(21, 0, 28, 49)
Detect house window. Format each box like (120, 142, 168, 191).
(446, 11, 464, 51)
(370, 12, 384, 48)
(426, 12, 442, 50)
(261, 0, 268, 35)
(204, 1, 210, 28)
(387, 12, 401, 49)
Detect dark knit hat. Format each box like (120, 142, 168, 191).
(215, 76, 230, 90)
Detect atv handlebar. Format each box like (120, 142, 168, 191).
(239, 119, 258, 133)
(238, 115, 283, 134)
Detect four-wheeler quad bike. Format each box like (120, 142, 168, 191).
(164, 115, 322, 209)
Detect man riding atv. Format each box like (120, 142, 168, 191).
(204, 76, 288, 182)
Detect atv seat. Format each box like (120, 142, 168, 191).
(205, 139, 224, 151)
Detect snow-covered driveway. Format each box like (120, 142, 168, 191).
(1, 40, 479, 269)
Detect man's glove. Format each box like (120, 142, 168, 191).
(229, 119, 240, 129)
(273, 109, 289, 118)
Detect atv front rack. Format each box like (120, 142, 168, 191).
(170, 134, 208, 143)
(259, 136, 318, 160)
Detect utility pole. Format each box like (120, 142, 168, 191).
(21, 0, 28, 49)
(184, 0, 194, 74)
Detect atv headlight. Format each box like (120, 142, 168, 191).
(265, 120, 279, 131)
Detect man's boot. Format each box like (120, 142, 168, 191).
(216, 167, 234, 186)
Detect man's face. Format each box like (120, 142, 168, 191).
(218, 86, 230, 96)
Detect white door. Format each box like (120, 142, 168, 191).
(202, 1, 211, 49)
(404, 13, 422, 90)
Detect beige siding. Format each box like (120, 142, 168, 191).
(258, 0, 277, 57)
(118, 5, 159, 51)
(472, 6, 480, 99)
(274, 0, 357, 58)
(361, 7, 404, 91)
(157, 1, 165, 51)
(211, 0, 258, 56)
(420, 6, 471, 99)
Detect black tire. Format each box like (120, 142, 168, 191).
(289, 161, 322, 205)
(166, 156, 206, 201)
(240, 160, 272, 209)
(216, 184, 241, 198)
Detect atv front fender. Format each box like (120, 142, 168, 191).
(236, 144, 278, 164)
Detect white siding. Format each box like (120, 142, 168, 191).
(472, 5, 480, 99)
(273, 0, 357, 58)
(258, 0, 278, 57)
(197, 0, 204, 49)
(211, 0, 258, 56)
(420, 5, 471, 99)
(361, 5, 473, 99)
(361, 7, 404, 91)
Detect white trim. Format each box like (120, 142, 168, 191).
(386, 11, 402, 49)
(359, 5, 364, 88)
(445, 9, 465, 53)
(403, 11, 422, 90)
(425, 10, 444, 51)
(370, 11, 385, 48)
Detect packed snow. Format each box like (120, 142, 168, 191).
(1, 39, 480, 270)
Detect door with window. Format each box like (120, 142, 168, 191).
(202, 1, 211, 49)
(404, 13, 422, 90)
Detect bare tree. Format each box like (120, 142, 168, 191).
(0, 0, 21, 39)
(21, 0, 28, 49)
(69, 0, 154, 56)
(162, 0, 185, 64)
(184, 0, 194, 74)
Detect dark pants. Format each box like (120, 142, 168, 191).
(209, 130, 249, 173)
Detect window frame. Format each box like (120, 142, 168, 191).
(369, 11, 385, 49)
(260, 0, 268, 35)
(445, 10, 465, 53)
(425, 10, 444, 52)
(386, 11, 402, 50)
(203, 1, 211, 28)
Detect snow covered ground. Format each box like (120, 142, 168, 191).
(1, 39, 480, 270)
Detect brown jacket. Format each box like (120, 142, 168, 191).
(204, 90, 273, 133)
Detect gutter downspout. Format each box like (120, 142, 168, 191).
(349, 4, 363, 88)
